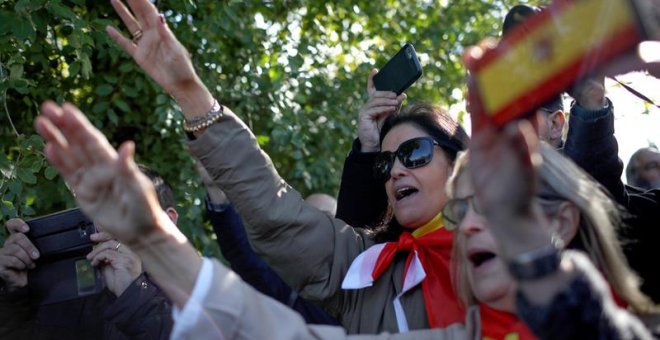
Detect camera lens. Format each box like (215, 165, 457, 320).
(405, 47, 412, 59)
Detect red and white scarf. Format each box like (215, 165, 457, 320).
(342, 213, 465, 331)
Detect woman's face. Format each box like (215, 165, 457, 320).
(453, 172, 516, 312)
(382, 123, 453, 229)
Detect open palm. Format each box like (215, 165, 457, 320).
(106, 0, 198, 95)
(34, 102, 164, 244)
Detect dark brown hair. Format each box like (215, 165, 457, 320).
(367, 102, 469, 242)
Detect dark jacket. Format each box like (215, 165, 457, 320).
(564, 100, 660, 302)
(336, 139, 388, 229)
(207, 200, 340, 326)
(517, 251, 653, 340)
(0, 273, 172, 339)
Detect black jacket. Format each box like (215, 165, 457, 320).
(564, 101, 660, 302)
(0, 273, 172, 339)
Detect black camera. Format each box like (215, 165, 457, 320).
(26, 208, 105, 305)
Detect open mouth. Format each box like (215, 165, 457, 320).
(395, 187, 418, 201)
(469, 251, 496, 268)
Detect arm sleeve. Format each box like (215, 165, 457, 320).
(563, 99, 628, 205)
(208, 203, 339, 325)
(171, 258, 464, 340)
(103, 273, 173, 339)
(186, 111, 370, 301)
(516, 251, 653, 340)
(336, 139, 388, 228)
(564, 100, 660, 302)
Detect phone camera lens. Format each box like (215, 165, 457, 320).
(405, 48, 412, 59)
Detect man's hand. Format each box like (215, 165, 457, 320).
(358, 69, 406, 152)
(570, 76, 606, 111)
(0, 219, 40, 293)
(34, 101, 168, 246)
(87, 232, 142, 297)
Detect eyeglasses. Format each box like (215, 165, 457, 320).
(373, 137, 440, 181)
(442, 194, 563, 231)
(442, 195, 482, 231)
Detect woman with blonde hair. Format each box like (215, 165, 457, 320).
(443, 120, 655, 338)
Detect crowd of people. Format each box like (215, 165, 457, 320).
(1, 0, 660, 339)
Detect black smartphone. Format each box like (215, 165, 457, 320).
(373, 43, 423, 95)
(26, 208, 105, 305)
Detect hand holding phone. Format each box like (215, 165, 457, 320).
(357, 70, 407, 152)
(373, 43, 423, 95)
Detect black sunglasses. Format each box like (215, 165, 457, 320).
(373, 137, 440, 181)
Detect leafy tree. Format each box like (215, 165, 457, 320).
(0, 0, 535, 252)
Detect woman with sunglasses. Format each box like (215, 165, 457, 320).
(442, 121, 656, 339)
(102, 0, 472, 333)
(35, 99, 656, 339)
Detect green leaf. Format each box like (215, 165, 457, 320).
(8, 181, 22, 195)
(81, 54, 92, 78)
(113, 98, 131, 113)
(95, 84, 114, 97)
(156, 94, 169, 105)
(1, 200, 16, 218)
(108, 108, 119, 125)
(16, 168, 37, 184)
(44, 166, 58, 180)
(69, 61, 81, 76)
(14, 0, 33, 12)
(10, 79, 31, 94)
(46, 2, 77, 20)
(92, 101, 110, 114)
(9, 64, 24, 79)
(119, 63, 133, 73)
(12, 16, 35, 42)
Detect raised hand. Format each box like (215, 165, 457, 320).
(34, 101, 168, 245)
(358, 69, 406, 152)
(106, 0, 197, 96)
(106, 0, 213, 116)
(569, 76, 606, 111)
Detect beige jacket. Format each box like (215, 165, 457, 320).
(187, 110, 459, 334)
(173, 259, 477, 340)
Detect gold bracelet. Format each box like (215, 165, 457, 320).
(183, 100, 224, 132)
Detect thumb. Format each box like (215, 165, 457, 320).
(367, 69, 378, 93)
(118, 141, 137, 178)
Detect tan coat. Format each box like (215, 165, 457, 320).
(187, 110, 459, 334)
(173, 259, 477, 340)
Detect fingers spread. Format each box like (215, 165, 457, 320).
(126, 0, 160, 27)
(110, 0, 142, 35)
(61, 103, 116, 164)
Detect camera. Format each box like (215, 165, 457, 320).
(26, 208, 105, 305)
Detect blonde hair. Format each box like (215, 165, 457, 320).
(447, 144, 654, 314)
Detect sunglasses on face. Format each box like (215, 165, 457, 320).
(442, 195, 482, 231)
(373, 137, 440, 181)
(442, 193, 564, 231)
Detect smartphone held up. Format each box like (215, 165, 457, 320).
(373, 43, 423, 95)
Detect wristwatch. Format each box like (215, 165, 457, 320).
(507, 245, 562, 281)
